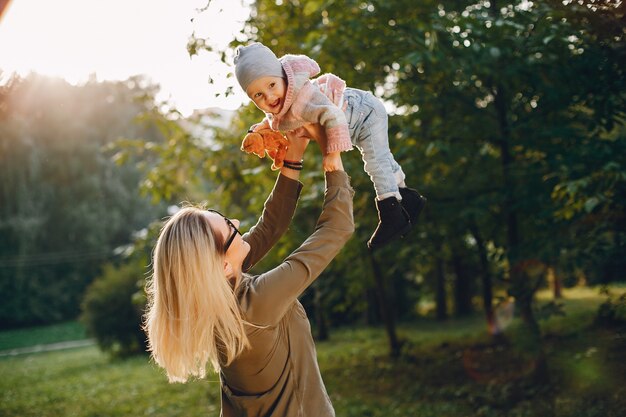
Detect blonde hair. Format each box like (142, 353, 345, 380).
(144, 206, 249, 383)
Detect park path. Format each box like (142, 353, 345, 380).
(0, 339, 95, 358)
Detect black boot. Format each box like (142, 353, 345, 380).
(367, 197, 411, 250)
(399, 187, 427, 226)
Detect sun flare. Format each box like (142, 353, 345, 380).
(0, 0, 250, 114)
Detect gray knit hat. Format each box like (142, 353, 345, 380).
(234, 43, 284, 92)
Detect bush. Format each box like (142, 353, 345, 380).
(595, 286, 626, 327)
(80, 259, 147, 357)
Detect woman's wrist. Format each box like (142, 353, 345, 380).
(283, 159, 303, 165)
(282, 165, 302, 171)
(280, 161, 302, 180)
(284, 138, 309, 162)
(283, 150, 305, 162)
(283, 159, 303, 171)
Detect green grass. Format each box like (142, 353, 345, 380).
(0, 347, 218, 417)
(0, 321, 87, 351)
(1, 286, 625, 417)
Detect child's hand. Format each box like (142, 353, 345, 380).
(323, 152, 343, 172)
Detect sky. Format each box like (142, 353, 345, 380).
(0, 0, 251, 116)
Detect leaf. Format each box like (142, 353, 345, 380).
(489, 47, 501, 58)
(303, 0, 322, 16)
(112, 151, 128, 166)
(405, 51, 423, 65)
(583, 197, 600, 213)
(425, 142, 439, 157)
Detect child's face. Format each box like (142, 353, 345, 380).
(246, 76, 287, 114)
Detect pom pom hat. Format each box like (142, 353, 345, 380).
(234, 43, 285, 92)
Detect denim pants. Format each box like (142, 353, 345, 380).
(343, 88, 405, 199)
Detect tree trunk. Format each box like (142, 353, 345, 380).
(548, 266, 563, 299)
(368, 251, 401, 358)
(362, 287, 377, 325)
(487, 0, 549, 380)
(435, 255, 447, 320)
(469, 221, 497, 334)
(517, 282, 550, 384)
(313, 284, 329, 341)
(452, 250, 473, 317)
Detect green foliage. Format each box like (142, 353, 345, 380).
(140, 0, 626, 343)
(0, 73, 166, 328)
(80, 259, 147, 357)
(596, 286, 626, 326)
(534, 300, 566, 322)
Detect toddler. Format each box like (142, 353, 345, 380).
(234, 42, 426, 249)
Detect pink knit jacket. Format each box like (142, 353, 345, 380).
(251, 54, 353, 154)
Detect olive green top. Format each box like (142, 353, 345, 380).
(220, 171, 355, 417)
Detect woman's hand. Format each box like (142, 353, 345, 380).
(280, 135, 310, 180)
(285, 135, 309, 162)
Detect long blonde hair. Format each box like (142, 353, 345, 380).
(144, 206, 249, 383)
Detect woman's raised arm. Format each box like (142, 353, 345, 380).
(241, 136, 310, 271)
(242, 167, 354, 325)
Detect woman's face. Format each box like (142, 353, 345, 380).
(205, 211, 250, 276)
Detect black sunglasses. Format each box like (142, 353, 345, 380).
(207, 210, 241, 252)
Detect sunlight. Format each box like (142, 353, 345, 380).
(0, 0, 251, 114)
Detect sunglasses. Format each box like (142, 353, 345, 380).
(207, 210, 242, 253)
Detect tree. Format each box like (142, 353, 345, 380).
(0, 74, 166, 327)
(127, 0, 626, 368)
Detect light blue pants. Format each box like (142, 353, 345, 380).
(343, 88, 405, 200)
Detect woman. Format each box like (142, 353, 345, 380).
(144, 135, 354, 416)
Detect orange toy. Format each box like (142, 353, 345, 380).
(241, 128, 290, 170)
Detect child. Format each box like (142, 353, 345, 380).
(234, 42, 426, 249)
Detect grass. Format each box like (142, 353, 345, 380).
(0, 321, 87, 351)
(1, 285, 625, 417)
(0, 347, 219, 417)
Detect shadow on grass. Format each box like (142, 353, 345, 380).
(318, 304, 626, 417)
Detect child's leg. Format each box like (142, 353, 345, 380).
(350, 92, 411, 249)
(351, 93, 404, 201)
